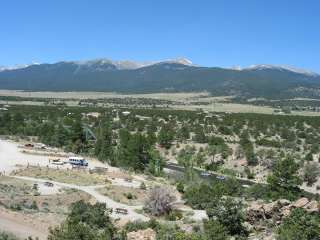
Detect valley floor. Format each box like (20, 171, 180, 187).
(1, 90, 320, 116)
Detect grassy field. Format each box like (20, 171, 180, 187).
(2, 90, 320, 116)
(0, 90, 209, 100)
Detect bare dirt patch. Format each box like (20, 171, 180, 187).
(98, 185, 147, 206)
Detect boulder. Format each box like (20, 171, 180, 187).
(277, 199, 291, 207)
(291, 197, 309, 208)
(247, 202, 265, 223)
(304, 200, 319, 213)
(262, 202, 278, 217)
(243, 221, 254, 232)
(280, 206, 291, 217)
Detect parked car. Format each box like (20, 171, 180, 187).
(44, 182, 54, 187)
(68, 156, 88, 167)
(24, 143, 34, 148)
(49, 158, 64, 165)
(216, 175, 226, 180)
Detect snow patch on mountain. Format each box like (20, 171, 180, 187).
(235, 64, 319, 76)
(69, 57, 193, 70)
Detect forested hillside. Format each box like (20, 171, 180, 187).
(0, 60, 320, 99)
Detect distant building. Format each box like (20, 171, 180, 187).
(85, 112, 101, 118)
(122, 111, 131, 116)
(136, 115, 151, 120)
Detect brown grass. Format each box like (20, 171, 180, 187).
(98, 185, 147, 206)
(13, 166, 107, 185)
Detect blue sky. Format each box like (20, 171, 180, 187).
(1, 0, 320, 72)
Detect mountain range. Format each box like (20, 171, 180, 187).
(0, 58, 319, 99)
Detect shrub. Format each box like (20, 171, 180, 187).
(166, 210, 183, 221)
(125, 192, 134, 200)
(144, 186, 176, 216)
(176, 182, 184, 193)
(277, 208, 320, 240)
(140, 182, 147, 190)
(30, 200, 38, 210)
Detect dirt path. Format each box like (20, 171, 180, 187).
(14, 176, 149, 222)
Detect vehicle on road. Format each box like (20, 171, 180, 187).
(68, 156, 88, 167)
(216, 175, 226, 180)
(200, 172, 210, 177)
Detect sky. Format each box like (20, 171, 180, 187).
(1, 0, 320, 72)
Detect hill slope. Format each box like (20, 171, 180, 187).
(0, 59, 319, 99)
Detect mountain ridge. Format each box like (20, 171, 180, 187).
(0, 58, 195, 72)
(0, 58, 319, 99)
(0, 58, 318, 76)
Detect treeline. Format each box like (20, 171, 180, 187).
(2, 105, 320, 174)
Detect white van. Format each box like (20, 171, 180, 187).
(68, 157, 88, 167)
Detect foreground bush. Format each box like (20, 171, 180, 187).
(48, 201, 115, 240)
(144, 186, 176, 216)
(277, 208, 320, 240)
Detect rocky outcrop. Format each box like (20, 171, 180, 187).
(247, 198, 319, 226)
(127, 228, 156, 240)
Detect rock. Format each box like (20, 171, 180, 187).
(304, 200, 319, 213)
(127, 228, 156, 240)
(254, 224, 267, 231)
(280, 206, 291, 217)
(247, 202, 265, 223)
(277, 199, 291, 207)
(262, 202, 278, 217)
(243, 221, 254, 232)
(247, 198, 320, 232)
(291, 197, 309, 208)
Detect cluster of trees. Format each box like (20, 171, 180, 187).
(0, 107, 91, 154)
(48, 201, 115, 240)
(239, 132, 257, 166)
(95, 123, 164, 175)
(267, 157, 303, 200)
(3, 104, 320, 165)
(277, 208, 320, 240)
(183, 178, 242, 210)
